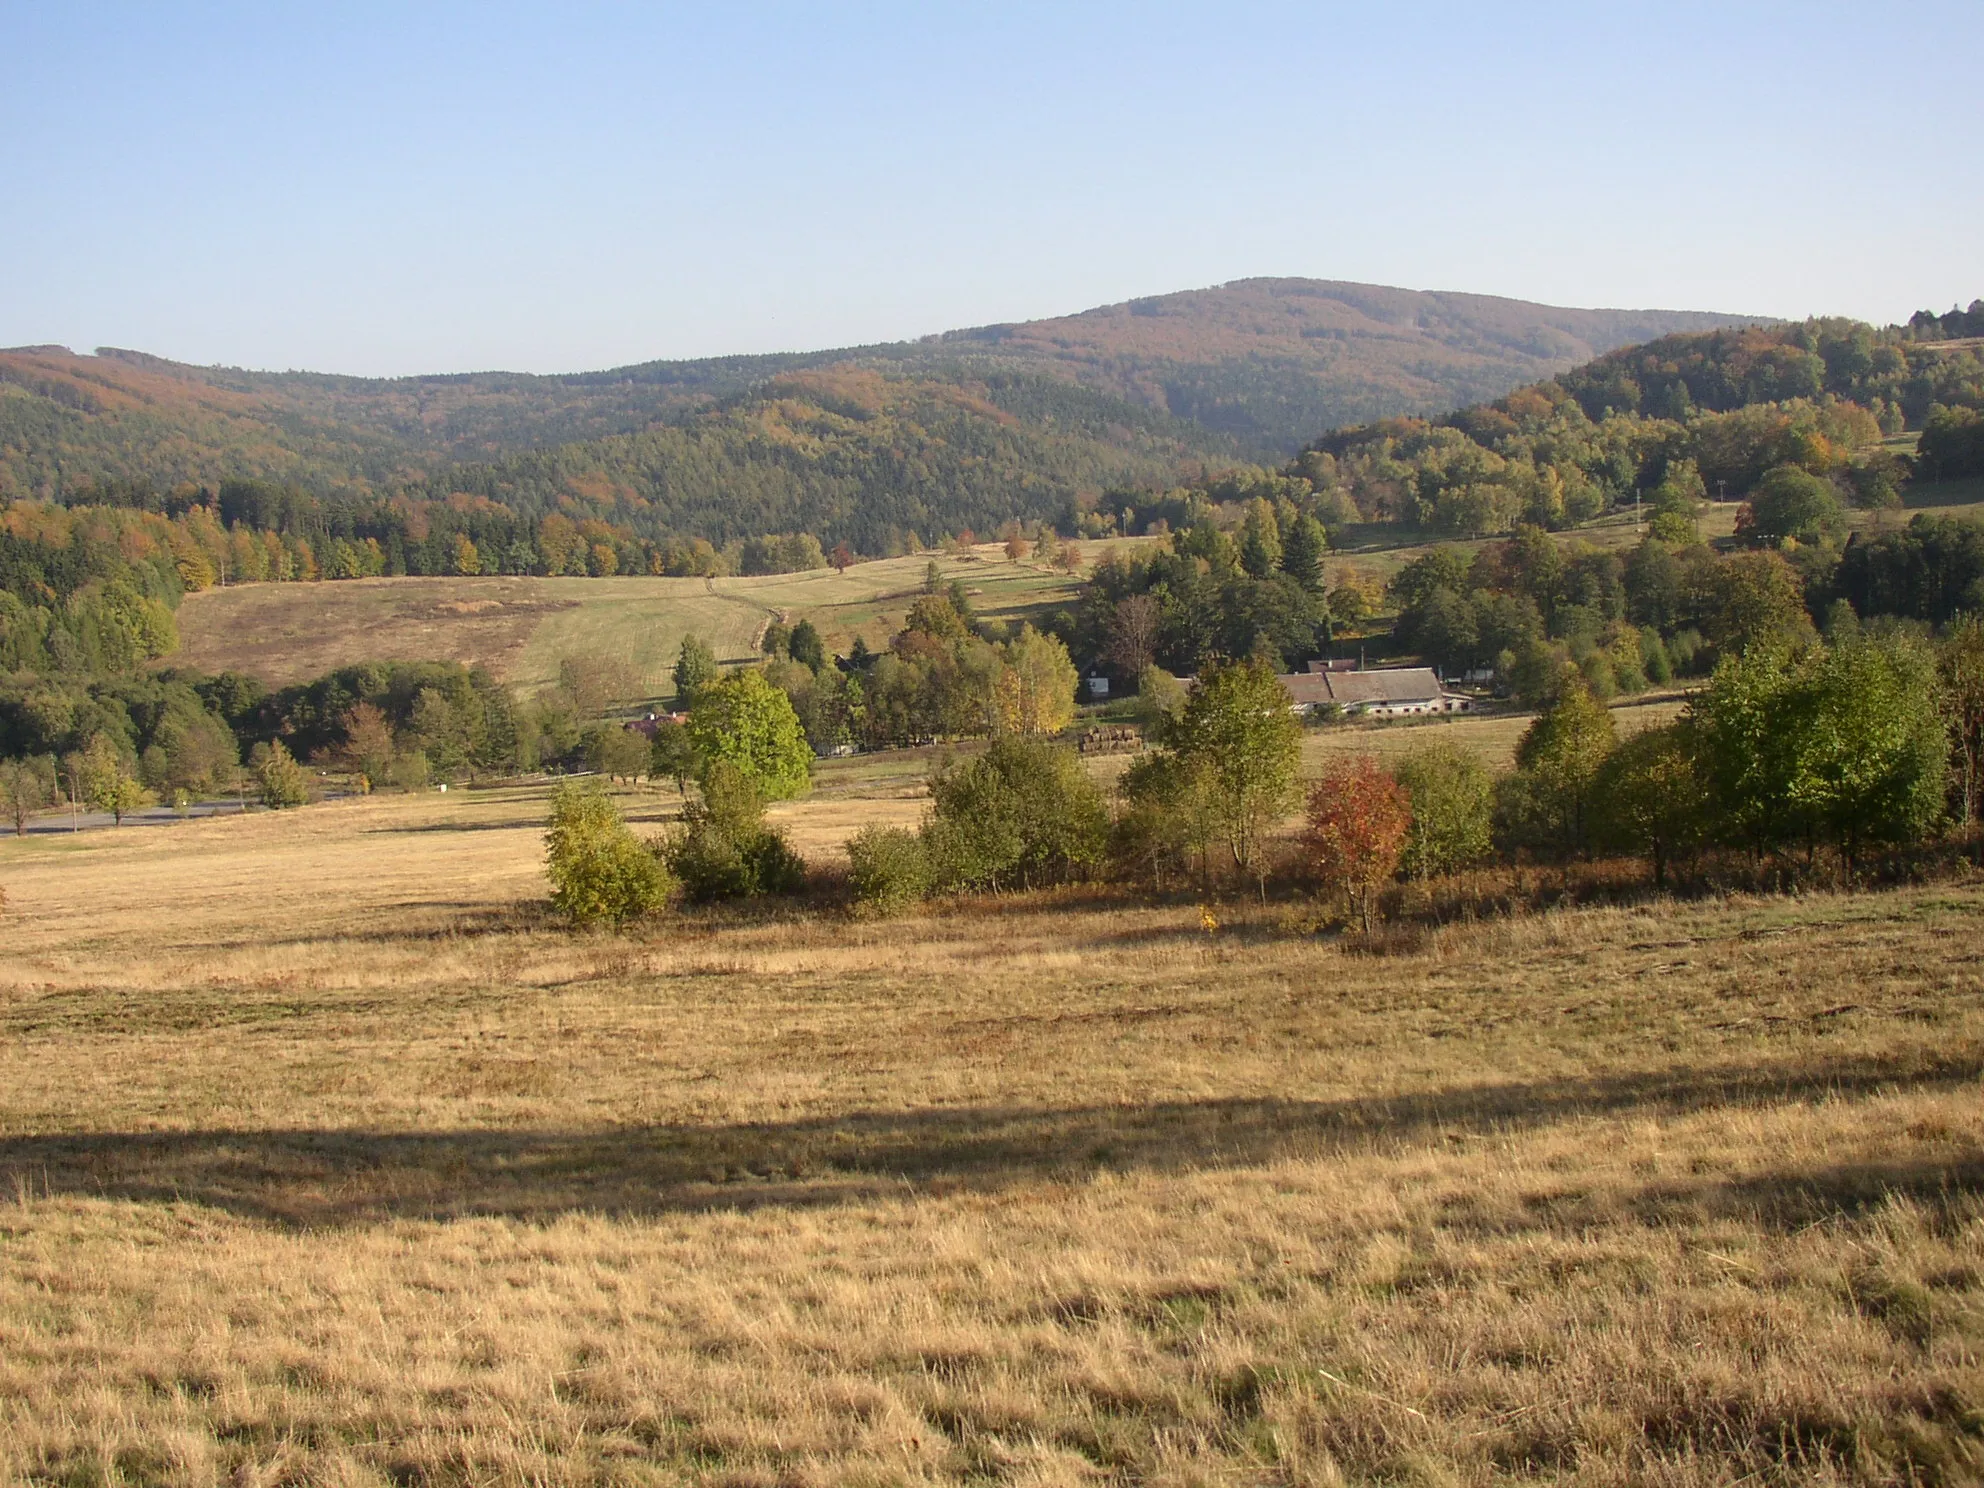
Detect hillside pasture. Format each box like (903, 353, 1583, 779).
(1, 783, 1981, 1485)
(168, 542, 1148, 694)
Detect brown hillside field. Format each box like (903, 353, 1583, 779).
(169, 543, 1150, 692)
(2, 778, 1981, 1486)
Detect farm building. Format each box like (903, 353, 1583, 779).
(1277, 665, 1473, 717)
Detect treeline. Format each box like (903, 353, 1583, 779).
(0, 654, 591, 818)
(14, 485, 843, 589)
(665, 567, 1084, 759)
(546, 618, 1984, 934)
(1906, 300, 1984, 342)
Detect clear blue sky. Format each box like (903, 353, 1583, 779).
(3, 1, 1978, 376)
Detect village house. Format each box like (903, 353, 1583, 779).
(1276, 663, 1473, 718)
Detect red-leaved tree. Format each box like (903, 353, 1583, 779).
(1304, 757, 1411, 932)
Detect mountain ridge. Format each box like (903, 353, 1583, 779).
(0, 278, 1762, 514)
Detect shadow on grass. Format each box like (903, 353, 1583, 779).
(3, 1049, 1979, 1229)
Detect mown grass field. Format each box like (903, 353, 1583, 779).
(171, 541, 1157, 693)
(2, 773, 1981, 1486)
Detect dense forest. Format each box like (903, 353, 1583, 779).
(0, 279, 1747, 511)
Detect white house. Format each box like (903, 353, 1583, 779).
(1276, 665, 1473, 718)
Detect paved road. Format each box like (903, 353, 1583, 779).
(16, 798, 260, 836)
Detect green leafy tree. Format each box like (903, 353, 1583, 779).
(256, 739, 310, 809)
(648, 717, 703, 796)
(1701, 551, 1812, 657)
(1590, 723, 1708, 885)
(585, 723, 651, 782)
(672, 633, 721, 710)
(1392, 741, 1493, 880)
(1740, 464, 1847, 545)
(1498, 680, 1616, 857)
(1113, 748, 1221, 892)
(1238, 498, 1283, 579)
(1165, 658, 1301, 882)
(1941, 616, 1984, 826)
(79, 735, 152, 825)
(545, 780, 672, 927)
(1281, 513, 1327, 592)
(787, 619, 826, 672)
(1785, 635, 1946, 871)
(686, 669, 812, 799)
(1686, 647, 1804, 856)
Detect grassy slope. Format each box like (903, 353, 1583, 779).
(171, 540, 1157, 690)
(1, 785, 1979, 1484)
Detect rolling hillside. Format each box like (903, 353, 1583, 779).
(169, 542, 1138, 690)
(0, 280, 1755, 512)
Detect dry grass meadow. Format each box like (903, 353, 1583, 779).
(3, 757, 1983, 1486)
(171, 541, 1157, 693)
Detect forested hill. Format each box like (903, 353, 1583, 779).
(0, 280, 1752, 509)
(905, 279, 1753, 452)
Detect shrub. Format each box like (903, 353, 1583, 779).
(846, 826, 930, 915)
(545, 780, 672, 927)
(923, 737, 1107, 892)
(667, 760, 807, 902)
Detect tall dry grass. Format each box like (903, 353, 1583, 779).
(1, 784, 1980, 1484)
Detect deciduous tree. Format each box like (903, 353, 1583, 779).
(672, 634, 720, 710)
(1166, 657, 1300, 884)
(686, 669, 812, 799)
(0, 755, 56, 836)
(1304, 757, 1411, 931)
(256, 739, 310, 809)
(1392, 742, 1493, 880)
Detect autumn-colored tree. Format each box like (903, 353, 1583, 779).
(1304, 757, 1411, 932)
(830, 542, 854, 574)
(1104, 594, 1162, 677)
(79, 736, 151, 825)
(343, 702, 397, 787)
(0, 755, 56, 836)
(993, 625, 1077, 735)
